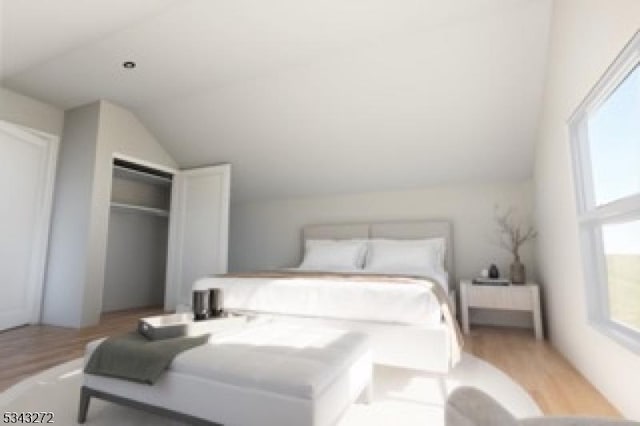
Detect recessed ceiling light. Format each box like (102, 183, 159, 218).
(122, 61, 136, 69)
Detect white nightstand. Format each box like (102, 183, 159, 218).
(459, 280, 543, 339)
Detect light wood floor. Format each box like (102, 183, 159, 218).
(0, 307, 163, 392)
(465, 326, 620, 417)
(0, 309, 620, 418)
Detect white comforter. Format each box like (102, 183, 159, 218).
(193, 271, 446, 326)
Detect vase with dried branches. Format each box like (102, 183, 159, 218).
(494, 206, 537, 284)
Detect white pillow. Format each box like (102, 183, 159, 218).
(364, 238, 446, 275)
(299, 239, 368, 271)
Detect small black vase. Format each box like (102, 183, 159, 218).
(192, 290, 210, 321)
(488, 264, 500, 279)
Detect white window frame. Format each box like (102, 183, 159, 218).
(568, 31, 640, 353)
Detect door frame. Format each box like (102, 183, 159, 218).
(111, 152, 179, 313)
(0, 120, 59, 326)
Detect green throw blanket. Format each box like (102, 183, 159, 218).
(84, 332, 209, 385)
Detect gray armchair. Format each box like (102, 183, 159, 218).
(446, 387, 639, 426)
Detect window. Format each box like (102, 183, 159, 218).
(569, 31, 640, 351)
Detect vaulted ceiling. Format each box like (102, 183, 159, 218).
(1, 0, 552, 202)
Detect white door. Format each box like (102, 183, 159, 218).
(0, 121, 58, 330)
(165, 164, 231, 309)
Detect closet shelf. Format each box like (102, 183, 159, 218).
(113, 165, 172, 186)
(110, 202, 170, 218)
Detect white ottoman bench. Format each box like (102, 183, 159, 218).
(79, 323, 373, 426)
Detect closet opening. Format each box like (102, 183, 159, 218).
(102, 158, 173, 313)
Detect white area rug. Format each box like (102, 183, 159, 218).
(0, 354, 540, 425)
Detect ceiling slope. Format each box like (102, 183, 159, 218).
(1, 0, 552, 202)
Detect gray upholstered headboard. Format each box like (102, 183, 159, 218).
(302, 220, 454, 286)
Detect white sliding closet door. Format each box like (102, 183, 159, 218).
(0, 121, 58, 330)
(165, 164, 230, 309)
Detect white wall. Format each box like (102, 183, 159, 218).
(43, 100, 177, 327)
(230, 180, 536, 326)
(102, 212, 168, 312)
(42, 102, 100, 326)
(0, 87, 64, 136)
(533, 0, 640, 419)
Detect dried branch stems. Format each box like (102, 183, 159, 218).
(494, 207, 537, 261)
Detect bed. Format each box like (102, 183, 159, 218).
(193, 220, 461, 373)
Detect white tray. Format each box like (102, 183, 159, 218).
(138, 312, 246, 340)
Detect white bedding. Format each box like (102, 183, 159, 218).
(193, 271, 447, 326)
